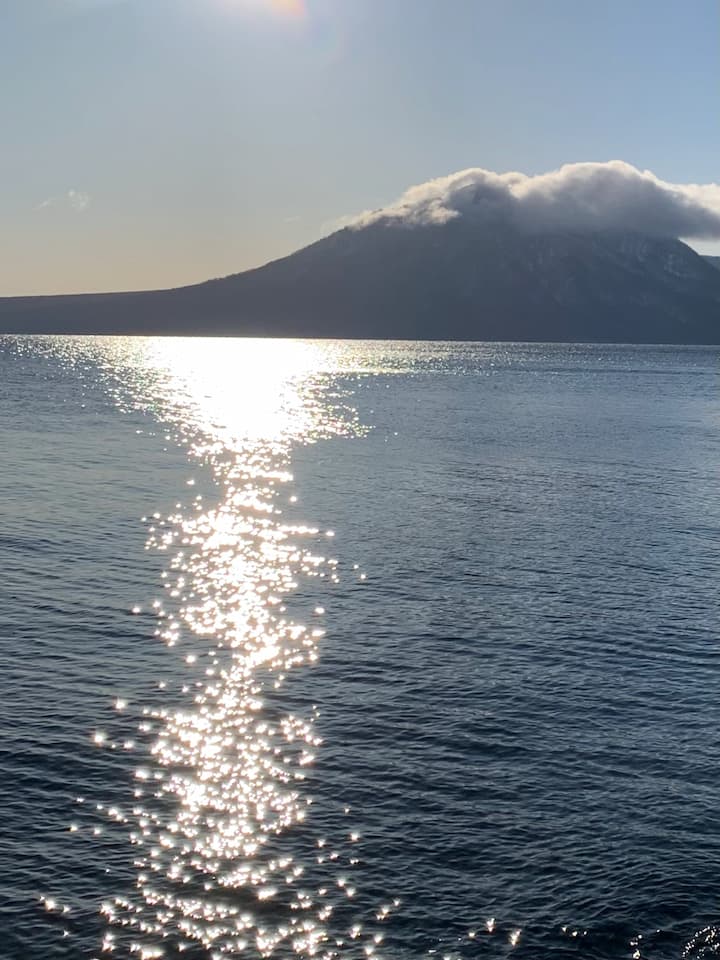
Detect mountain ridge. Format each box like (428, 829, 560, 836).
(1, 221, 720, 342)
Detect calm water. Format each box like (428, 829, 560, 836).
(1, 337, 720, 960)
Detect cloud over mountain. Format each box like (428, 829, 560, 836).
(349, 161, 720, 240)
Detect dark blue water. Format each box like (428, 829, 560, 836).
(1, 337, 719, 960)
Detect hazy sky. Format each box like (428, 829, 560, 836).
(2, 0, 719, 295)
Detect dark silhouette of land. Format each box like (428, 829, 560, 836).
(2, 220, 720, 341)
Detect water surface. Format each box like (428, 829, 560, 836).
(1, 338, 719, 960)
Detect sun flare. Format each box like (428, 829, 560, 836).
(270, 0, 305, 16)
(219, 0, 306, 17)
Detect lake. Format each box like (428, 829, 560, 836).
(1, 336, 719, 960)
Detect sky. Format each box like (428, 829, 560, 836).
(1, 0, 719, 296)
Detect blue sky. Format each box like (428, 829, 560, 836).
(1, 0, 718, 295)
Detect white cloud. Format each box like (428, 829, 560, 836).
(68, 189, 91, 212)
(35, 189, 91, 213)
(348, 161, 720, 240)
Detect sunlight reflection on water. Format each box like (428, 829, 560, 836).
(79, 338, 389, 959)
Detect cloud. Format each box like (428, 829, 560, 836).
(348, 161, 720, 240)
(35, 189, 91, 213)
(68, 189, 91, 212)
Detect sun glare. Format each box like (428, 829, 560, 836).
(219, 0, 306, 17)
(270, 0, 305, 16)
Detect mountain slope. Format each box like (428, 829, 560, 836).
(1, 221, 720, 341)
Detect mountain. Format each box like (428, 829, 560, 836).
(2, 220, 720, 342)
